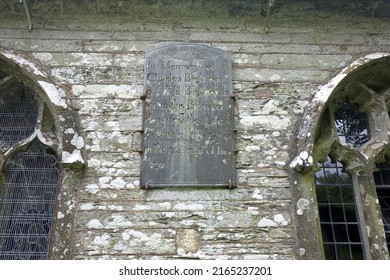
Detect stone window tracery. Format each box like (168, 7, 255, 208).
(311, 89, 390, 259)
(291, 54, 390, 260)
(374, 159, 390, 252)
(334, 101, 370, 148)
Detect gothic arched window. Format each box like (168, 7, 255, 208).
(0, 71, 60, 260)
(291, 54, 390, 260)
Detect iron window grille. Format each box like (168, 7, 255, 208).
(314, 157, 364, 259)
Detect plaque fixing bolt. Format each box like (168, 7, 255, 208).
(228, 180, 233, 189)
(141, 89, 151, 100)
(145, 182, 149, 189)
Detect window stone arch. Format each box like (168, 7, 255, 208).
(0, 51, 84, 259)
(291, 53, 390, 259)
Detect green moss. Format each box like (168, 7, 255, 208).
(41, 104, 55, 133)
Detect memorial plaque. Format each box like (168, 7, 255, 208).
(140, 44, 236, 188)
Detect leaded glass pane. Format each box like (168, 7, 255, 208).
(0, 141, 59, 260)
(334, 102, 370, 148)
(374, 161, 390, 186)
(315, 157, 364, 260)
(0, 89, 38, 151)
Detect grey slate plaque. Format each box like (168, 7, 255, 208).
(141, 44, 236, 188)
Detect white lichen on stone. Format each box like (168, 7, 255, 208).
(273, 214, 288, 226)
(258, 214, 288, 227)
(33, 52, 53, 62)
(121, 230, 163, 250)
(80, 203, 94, 211)
(133, 204, 152, 211)
(164, 212, 175, 218)
(314, 53, 390, 104)
(105, 215, 133, 228)
(93, 233, 110, 246)
(252, 189, 263, 200)
(62, 149, 84, 164)
(85, 184, 99, 194)
(296, 198, 310, 215)
(173, 203, 204, 211)
(257, 217, 276, 227)
(64, 128, 75, 134)
(245, 145, 260, 152)
(88, 219, 103, 229)
(38, 80, 68, 108)
(111, 177, 126, 189)
(290, 151, 313, 172)
(2, 50, 47, 77)
(240, 115, 290, 130)
(71, 133, 85, 149)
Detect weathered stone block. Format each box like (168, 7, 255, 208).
(176, 229, 201, 254)
(72, 84, 141, 99)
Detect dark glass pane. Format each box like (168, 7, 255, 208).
(344, 204, 358, 222)
(374, 162, 390, 185)
(341, 186, 354, 203)
(338, 171, 353, 184)
(330, 205, 344, 222)
(318, 205, 331, 222)
(334, 101, 370, 148)
(374, 171, 383, 185)
(348, 224, 361, 242)
(316, 186, 328, 203)
(328, 186, 341, 202)
(323, 244, 337, 260)
(321, 224, 334, 242)
(336, 244, 351, 259)
(333, 224, 348, 242)
(350, 244, 364, 260)
(381, 169, 390, 185)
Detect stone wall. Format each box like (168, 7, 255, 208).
(0, 0, 389, 259)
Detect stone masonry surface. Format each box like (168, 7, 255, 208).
(0, 0, 389, 259)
